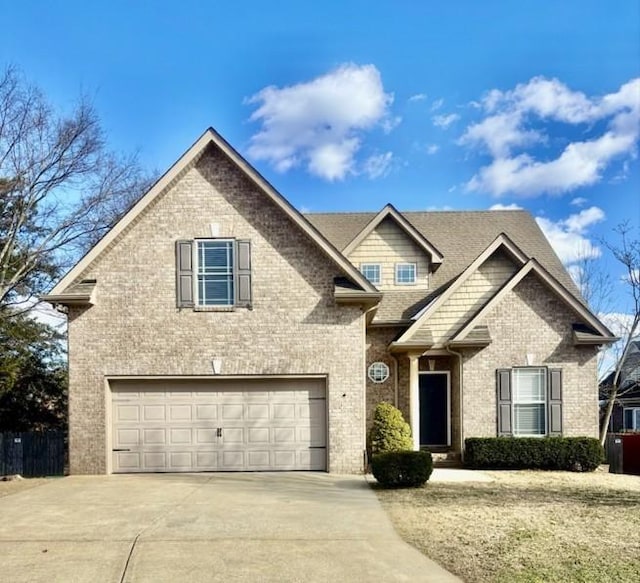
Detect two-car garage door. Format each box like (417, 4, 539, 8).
(110, 378, 326, 473)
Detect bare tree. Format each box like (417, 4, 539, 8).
(599, 222, 640, 445)
(0, 66, 154, 313)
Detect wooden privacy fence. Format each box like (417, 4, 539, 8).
(0, 431, 65, 476)
(605, 433, 640, 476)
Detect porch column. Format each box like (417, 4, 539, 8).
(409, 353, 420, 451)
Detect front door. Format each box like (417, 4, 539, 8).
(419, 372, 449, 447)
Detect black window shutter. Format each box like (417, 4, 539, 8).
(176, 240, 194, 308)
(234, 240, 252, 307)
(548, 369, 563, 436)
(496, 369, 512, 436)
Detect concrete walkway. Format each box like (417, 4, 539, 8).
(0, 473, 461, 582)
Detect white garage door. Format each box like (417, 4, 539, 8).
(110, 378, 326, 473)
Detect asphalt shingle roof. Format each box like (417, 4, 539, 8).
(305, 209, 581, 322)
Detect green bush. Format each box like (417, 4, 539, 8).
(372, 450, 433, 488)
(464, 437, 604, 472)
(368, 401, 413, 455)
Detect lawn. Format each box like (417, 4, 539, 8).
(374, 470, 640, 583)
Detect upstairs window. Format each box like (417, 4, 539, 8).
(395, 263, 417, 285)
(360, 263, 381, 285)
(197, 240, 234, 306)
(175, 239, 252, 309)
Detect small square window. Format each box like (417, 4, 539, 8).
(360, 263, 381, 285)
(395, 263, 417, 285)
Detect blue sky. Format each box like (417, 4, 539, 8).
(2, 1, 639, 324)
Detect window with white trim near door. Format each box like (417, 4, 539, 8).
(512, 368, 546, 435)
(497, 367, 562, 437)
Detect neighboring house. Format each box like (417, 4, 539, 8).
(42, 128, 617, 475)
(600, 340, 640, 433)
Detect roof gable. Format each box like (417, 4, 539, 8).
(47, 128, 378, 297)
(451, 259, 617, 344)
(342, 204, 443, 264)
(396, 234, 527, 343)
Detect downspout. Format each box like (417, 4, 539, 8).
(389, 354, 400, 408)
(446, 344, 465, 461)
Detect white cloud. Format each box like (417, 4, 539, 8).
(570, 197, 588, 206)
(535, 206, 605, 264)
(489, 203, 522, 210)
(431, 98, 444, 111)
(246, 63, 394, 181)
(461, 77, 640, 197)
(426, 144, 439, 155)
(362, 152, 393, 179)
(426, 205, 454, 211)
(432, 113, 460, 129)
(409, 93, 427, 102)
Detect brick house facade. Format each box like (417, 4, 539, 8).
(44, 128, 616, 474)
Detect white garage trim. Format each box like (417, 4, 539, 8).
(106, 376, 327, 474)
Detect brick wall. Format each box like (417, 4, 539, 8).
(462, 273, 599, 439)
(67, 144, 366, 474)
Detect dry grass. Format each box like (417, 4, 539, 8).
(0, 477, 50, 498)
(375, 470, 640, 583)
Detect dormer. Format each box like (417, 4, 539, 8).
(343, 204, 443, 291)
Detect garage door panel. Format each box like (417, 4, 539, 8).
(273, 404, 295, 420)
(143, 428, 166, 444)
(247, 404, 269, 419)
(196, 451, 218, 469)
(170, 428, 191, 444)
(168, 452, 191, 470)
(274, 427, 295, 443)
(144, 452, 166, 469)
(222, 427, 244, 443)
(115, 428, 140, 447)
(196, 428, 217, 444)
(111, 378, 326, 473)
(169, 405, 191, 421)
(115, 404, 139, 422)
(143, 405, 165, 421)
(221, 404, 243, 420)
(248, 427, 270, 444)
(195, 404, 217, 420)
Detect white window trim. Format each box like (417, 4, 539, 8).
(512, 367, 548, 437)
(194, 238, 235, 307)
(360, 263, 381, 285)
(624, 407, 640, 431)
(395, 262, 417, 285)
(368, 362, 390, 383)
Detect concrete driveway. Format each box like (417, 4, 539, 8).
(0, 473, 460, 582)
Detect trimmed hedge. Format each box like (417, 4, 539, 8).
(464, 437, 604, 472)
(371, 450, 433, 488)
(368, 402, 413, 455)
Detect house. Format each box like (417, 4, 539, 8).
(600, 339, 640, 433)
(42, 128, 617, 475)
